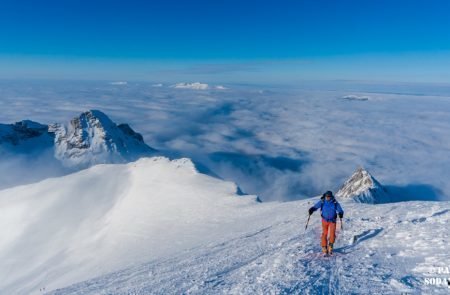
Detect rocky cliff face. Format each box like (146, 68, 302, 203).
(52, 110, 156, 168)
(336, 167, 390, 204)
(1, 110, 156, 168)
(0, 120, 54, 153)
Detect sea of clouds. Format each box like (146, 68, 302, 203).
(1, 79, 449, 201)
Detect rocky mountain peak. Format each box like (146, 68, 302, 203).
(0, 120, 53, 153)
(336, 167, 390, 204)
(53, 110, 156, 168)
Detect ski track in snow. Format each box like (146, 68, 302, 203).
(50, 201, 450, 295)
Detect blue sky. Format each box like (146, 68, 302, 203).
(1, 0, 450, 82)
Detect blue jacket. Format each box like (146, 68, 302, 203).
(311, 198, 344, 222)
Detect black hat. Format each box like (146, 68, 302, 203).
(323, 191, 333, 197)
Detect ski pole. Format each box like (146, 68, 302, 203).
(305, 214, 311, 231)
(340, 217, 344, 231)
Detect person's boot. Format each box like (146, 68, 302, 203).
(328, 243, 334, 255)
(322, 246, 328, 254)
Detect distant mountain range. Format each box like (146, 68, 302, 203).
(0, 110, 156, 169)
(1, 110, 394, 204)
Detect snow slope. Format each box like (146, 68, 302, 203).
(51, 200, 450, 295)
(0, 157, 264, 294)
(1, 157, 449, 294)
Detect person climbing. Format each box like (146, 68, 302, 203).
(308, 191, 344, 255)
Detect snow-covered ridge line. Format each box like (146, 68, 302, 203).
(0, 156, 257, 294)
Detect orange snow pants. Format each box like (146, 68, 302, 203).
(321, 219, 336, 247)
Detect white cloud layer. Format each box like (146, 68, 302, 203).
(172, 82, 209, 90)
(1, 80, 449, 201)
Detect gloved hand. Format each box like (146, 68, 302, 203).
(308, 207, 314, 215)
(338, 212, 344, 219)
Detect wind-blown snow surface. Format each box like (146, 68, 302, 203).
(1, 157, 449, 294)
(0, 157, 262, 294)
(52, 199, 450, 294)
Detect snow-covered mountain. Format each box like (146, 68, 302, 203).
(52, 110, 156, 168)
(0, 110, 156, 169)
(336, 167, 391, 204)
(1, 157, 449, 294)
(0, 157, 259, 294)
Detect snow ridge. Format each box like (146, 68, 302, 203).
(0, 156, 255, 294)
